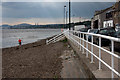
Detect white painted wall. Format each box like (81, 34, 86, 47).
(103, 20, 113, 28)
(74, 25, 85, 31)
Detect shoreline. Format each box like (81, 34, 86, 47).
(2, 29, 62, 49)
(2, 35, 68, 78)
(2, 35, 55, 50)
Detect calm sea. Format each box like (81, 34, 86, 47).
(2, 29, 61, 48)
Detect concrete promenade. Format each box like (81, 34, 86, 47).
(67, 35, 120, 79)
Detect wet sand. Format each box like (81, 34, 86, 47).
(2, 37, 68, 78)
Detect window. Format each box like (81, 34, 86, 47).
(106, 12, 112, 19)
(119, 12, 120, 17)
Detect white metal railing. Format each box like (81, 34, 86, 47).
(46, 30, 68, 45)
(64, 30, 120, 78)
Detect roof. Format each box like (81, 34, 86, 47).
(94, 6, 113, 16)
(94, 2, 120, 16)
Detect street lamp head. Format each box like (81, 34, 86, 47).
(64, 5, 66, 7)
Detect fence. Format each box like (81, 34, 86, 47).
(46, 30, 68, 45)
(64, 30, 120, 78)
(46, 29, 120, 78)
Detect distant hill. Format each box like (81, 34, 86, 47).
(2, 23, 32, 29)
(12, 23, 31, 29)
(2, 24, 10, 27)
(2, 24, 11, 29)
(2, 21, 91, 29)
(14, 23, 31, 26)
(8, 23, 65, 29)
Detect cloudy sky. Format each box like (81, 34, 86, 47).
(2, 2, 115, 25)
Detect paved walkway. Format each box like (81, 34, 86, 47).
(60, 49, 88, 78)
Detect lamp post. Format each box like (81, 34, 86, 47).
(72, 14, 75, 24)
(66, 11, 68, 29)
(73, 14, 75, 30)
(79, 17, 81, 22)
(69, 0, 71, 30)
(64, 5, 66, 29)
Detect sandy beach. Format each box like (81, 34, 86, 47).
(2, 37, 68, 78)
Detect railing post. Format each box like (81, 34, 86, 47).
(99, 37, 101, 70)
(70, 30, 72, 41)
(86, 34, 88, 58)
(111, 40, 114, 79)
(74, 31, 76, 46)
(53, 37, 55, 43)
(46, 40, 48, 45)
(79, 33, 80, 50)
(82, 33, 85, 54)
(77, 32, 79, 48)
(71, 30, 74, 44)
(68, 30, 70, 40)
(80, 33, 81, 51)
(91, 35, 94, 63)
(73, 30, 75, 45)
(71, 30, 73, 42)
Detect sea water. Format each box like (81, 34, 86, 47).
(2, 29, 61, 48)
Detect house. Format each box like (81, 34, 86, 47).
(91, 1, 120, 30)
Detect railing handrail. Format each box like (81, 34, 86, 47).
(70, 31, 120, 59)
(64, 29, 120, 78)
(71, 30, 120, 42)
(48, 30, 68, 42)
(46, 29, 68, 44)
(68, 32, 120, 77)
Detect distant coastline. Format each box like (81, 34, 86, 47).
(2, 21, 91, 29)
(2, 23, 66, 29)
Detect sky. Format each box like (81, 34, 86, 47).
(1, 2, 115, 25)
